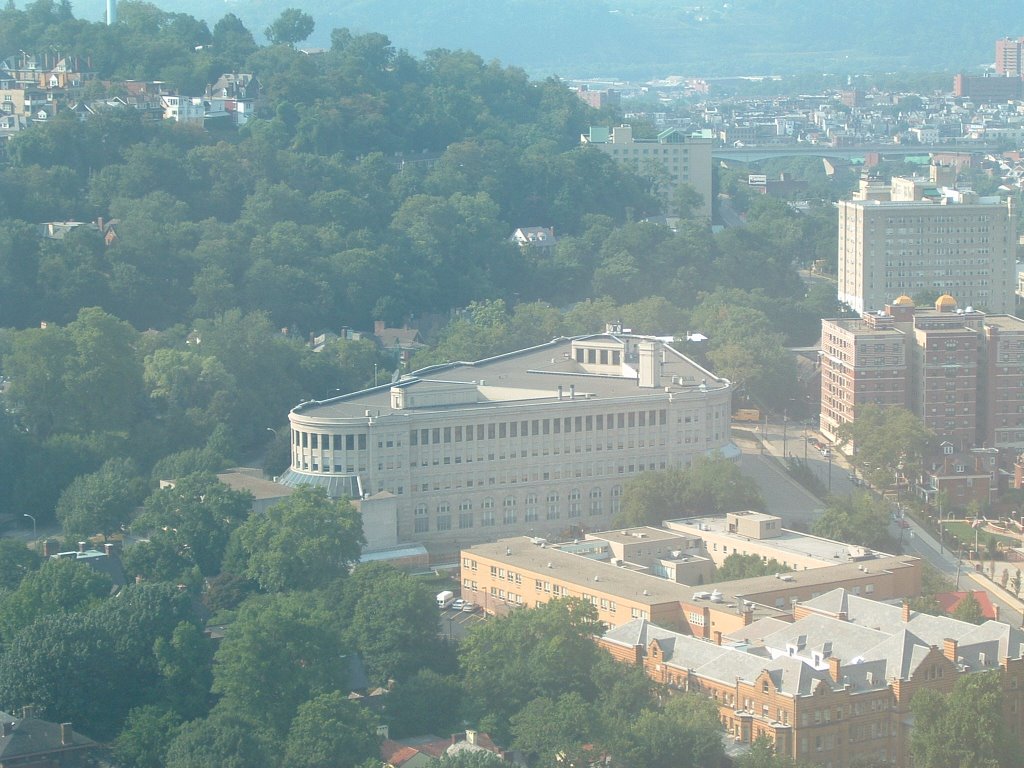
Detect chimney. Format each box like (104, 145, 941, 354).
(637, 341, 658, 388)
(569, 384, 576, 400)
(713, 630, 722, 646)
(374, 319, 385, 336)
(77, 541, 86, 553)
(103, 543, 114, 556)
(21, 705, 33, 719)
(61, 723, 72, 746)
(42, 540, 52, 557)
(466, 729, 478, 746)
(2, 721, 13, 736)
(943, 638, 958, 662)
(901, 600, 911, 622)
(557, 385, 563, 401)
(994, 604, 1000, 621)
(828, 656, 842, 683)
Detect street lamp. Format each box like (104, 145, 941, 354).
(782, 410, 788, 457)
(266, 427, 277, 437)
(23, 513, 35, 539)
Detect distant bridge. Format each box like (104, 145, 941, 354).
(712, 143, 1000, 163)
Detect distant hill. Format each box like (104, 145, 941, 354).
(71, 0, 1021, 78)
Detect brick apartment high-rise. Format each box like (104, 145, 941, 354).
(996, 36, 1024, 77)
(820, 296, 1024, 456)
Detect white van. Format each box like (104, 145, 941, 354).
(436, 590, 455, 609)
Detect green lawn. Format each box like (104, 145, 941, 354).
(942, 520, 1021, 551)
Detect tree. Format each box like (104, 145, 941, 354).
(385, 669, 462, 739)
(0, 583, 192, 740)
(735, 735, 799, 768)
(341, 563, 444, 683)
(715, 553, 790, 582)
(164, 709, 276, 768)
(812, 492, 894, 550)
(612, 694, 726, 768)
(264, 8, 314, 46)
(231, 486, 364, 592)
(282, 691, 381, 768)
(133, 473, 253, 576)
(616, 456, 762, 527)
(951, 592, 985, 625)
(112, 705, 183, 768)
(509, 692, 595, 765)
(55, 457, 146, 543)
(211, 592, 349, 731)
(460, 598, 603, 743)
(0, 540, 39, 591)
(0, 557, 111, 644)
(1012, 569, 1022, 599)
(154, 621, 214, 719)
(835, 405, 933, 490)
(909, 671, 1016, 768)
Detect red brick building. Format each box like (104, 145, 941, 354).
(600, 589, 1024, 767)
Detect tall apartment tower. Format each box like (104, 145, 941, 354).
(821, 297, 1024, 454)
(837, 174, 1016, 315)
(996, 36, 1024, 77)
(581, 125, 714, 220)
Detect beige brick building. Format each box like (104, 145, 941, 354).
(837, 175, 1016, 315)
(582, 125, 714, 220)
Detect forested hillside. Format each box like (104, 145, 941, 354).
(0, 0, 838, 530)
(66, 0, 1021, 77)
(0, 5, 852, 763)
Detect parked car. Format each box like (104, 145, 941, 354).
(461, 601, 477, 612)
(451, 598, 466, 611)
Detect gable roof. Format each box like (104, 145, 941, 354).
(0, 712, 96, 762)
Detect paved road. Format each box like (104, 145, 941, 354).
(744, 420, 1024, 625)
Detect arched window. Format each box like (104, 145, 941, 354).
(546, 491, 560, 520)
(503, 496, 517, 524)
(414, 503, 429, 533)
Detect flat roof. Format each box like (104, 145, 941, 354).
(217, 470, 296, 500)
(984, 314, 1024, 331)
(710, 555, 919, 604)
(592, 526, 699, 546)
(292, 334, 728, 420)
(664, 515, 893, 565)
(468, 536, 719, 608)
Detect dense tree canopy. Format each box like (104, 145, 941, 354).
(836, 405, 934, 491)
(910, 671, 1016, 768)
(230, 486, 363, 592)
(616, 455, 763, 527)
(811, 492, 895, 551)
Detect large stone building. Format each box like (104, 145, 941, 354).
(581, 125, 714, 220)
(837, 174, 1016, 315)
(820, 296, 1024, 456)
(600, 590, 1024, 767)
(282, 329, 734, 559)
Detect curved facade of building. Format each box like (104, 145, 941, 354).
(282, 330, 734, 557)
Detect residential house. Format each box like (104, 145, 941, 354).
(0, 707, 97, 768)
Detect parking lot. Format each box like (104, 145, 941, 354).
(437, 604, 487, 641)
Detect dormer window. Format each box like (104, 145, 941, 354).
(944, 444, 954, 455)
